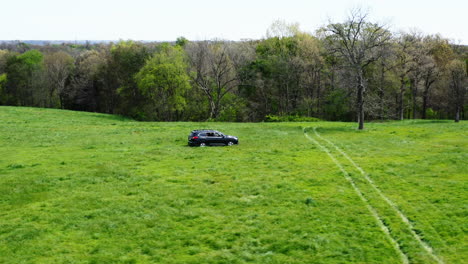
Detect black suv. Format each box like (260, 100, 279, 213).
(188, 130, 239, 147)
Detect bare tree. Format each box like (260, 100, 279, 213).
(186, 41, 240, 119)
(266, 19, 300, 39)
(296, 32, 324, 117)
(44, 51, 74, 108)
(373, 43, 398, 120)
(394, 33, 418, 120)
(420, 56, 438, 119)
(408, 43, 424, 119)
(323, 9, 391, 129)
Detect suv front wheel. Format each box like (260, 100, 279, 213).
(227, 141, 234, 146)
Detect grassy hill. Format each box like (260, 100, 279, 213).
(0, 106, 466, 263)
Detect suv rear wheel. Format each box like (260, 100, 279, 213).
(199, 142, 206, 147)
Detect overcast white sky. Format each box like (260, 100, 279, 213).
(0, 0, 466, 44)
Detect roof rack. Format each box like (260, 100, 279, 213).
(192, 129, 216, 132)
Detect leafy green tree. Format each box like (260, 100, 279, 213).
(247, 23, 323, 119)
(5, 50, 44, 106)
(0, 73, 7, 104)
(66, 50, 108, 112)
(110, 40, 150, 118)
(422, 36, 455, 119)
(448, 60, 467, 122)
(252, 35, 301, 116)
(0, 50, 9, 74)
(175, 37, 189, 47)
(0, 50, 11, 104)
(135, 45, 191, 120)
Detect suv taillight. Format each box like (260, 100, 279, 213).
(192, 136, 199, 139)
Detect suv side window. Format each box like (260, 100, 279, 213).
(199, 133, 206, 137)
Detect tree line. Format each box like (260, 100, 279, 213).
(0, 11, 466, 128)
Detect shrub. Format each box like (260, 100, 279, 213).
(264, 114, 320, 122)
(426, 108, 438, 119)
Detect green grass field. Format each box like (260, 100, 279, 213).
(0, 106, 466, 264)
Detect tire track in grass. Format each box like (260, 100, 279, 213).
(310, 127, 444, 264)
(303, 129, 409, 264)
(336, 139, 451, 250)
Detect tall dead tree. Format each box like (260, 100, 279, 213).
(323, 9, 391, 129)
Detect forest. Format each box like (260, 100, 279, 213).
(0, 11, 466, 128)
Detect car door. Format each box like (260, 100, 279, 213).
(212, 132, 224, 145)
(205, 132, 215, 145)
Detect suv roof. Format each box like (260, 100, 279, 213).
(191, 129, 218, 133)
